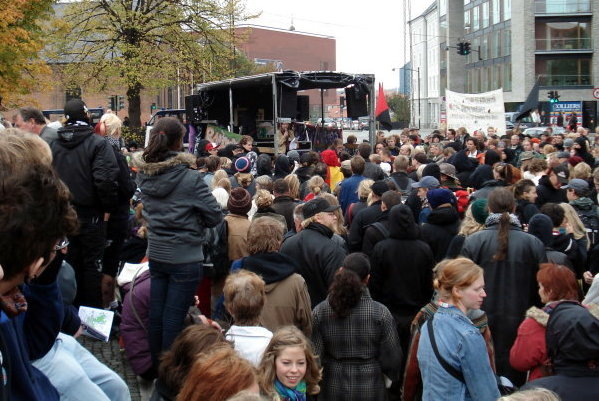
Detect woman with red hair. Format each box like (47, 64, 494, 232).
(509, 263, 581, 381)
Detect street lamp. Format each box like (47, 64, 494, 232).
(392, 66, 421, 129)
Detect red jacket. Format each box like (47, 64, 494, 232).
(509, 307, 550, 381)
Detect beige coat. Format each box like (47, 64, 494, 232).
(260, 273, 312, 337)
(225, 214, 251, 261)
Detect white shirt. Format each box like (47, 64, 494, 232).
(226, 325, 273, 367)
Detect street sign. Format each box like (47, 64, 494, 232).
(593, 88, 599, 99)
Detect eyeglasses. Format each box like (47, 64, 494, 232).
(54, 238, 70, 251)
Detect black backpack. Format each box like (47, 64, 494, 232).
(202, 219, 229, 279)
(576, 207, 599, 249)
(389, 175, 414, 197)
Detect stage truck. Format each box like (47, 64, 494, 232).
(183, 71, 376, 154)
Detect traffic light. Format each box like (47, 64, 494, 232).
(108, 95, 116, 110)
(547, 91, 560, 103)
(151, 102, 157, 112)
(118, 95, 125, 110)
(457, 42, 465, 55)
(463, 42, 471, 55)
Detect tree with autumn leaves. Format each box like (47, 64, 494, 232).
(46, 0, 259, 128)
(0, 0, 54, 107)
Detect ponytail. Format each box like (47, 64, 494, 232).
(142, 117, 185, 163)
(328, 253, 370, 318)
(494, 212, 510, 261)
(487, 188, 516, 261)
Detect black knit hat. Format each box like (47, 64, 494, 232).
(227, 187, 251, 215)
(64, 99, 89, 124)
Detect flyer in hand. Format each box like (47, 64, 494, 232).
(78, 306, 114, 342)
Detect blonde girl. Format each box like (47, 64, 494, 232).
(258, 326, 321, 401)
(303, 176, 325, 202)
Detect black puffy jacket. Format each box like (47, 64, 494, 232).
(461, 223, 547, 383)
(280, 222, 347, 308)
(51, 124, 119, 216)
(421, 206, 460, 262)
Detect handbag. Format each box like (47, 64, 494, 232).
(426, 315, 516, 395)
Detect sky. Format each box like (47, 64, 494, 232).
(243, 0, 432, 91)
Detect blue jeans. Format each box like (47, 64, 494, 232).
(32, 333, 130, 401)
(148, 260, 202, 366)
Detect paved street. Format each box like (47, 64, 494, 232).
(79, 335, 144, 401)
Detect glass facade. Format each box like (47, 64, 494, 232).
(534, 0, 591, 14)
(535, 21, 592, 51)
(536, 58, 592, 86)
(503, 0, 511, 21)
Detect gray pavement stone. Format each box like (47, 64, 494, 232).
(78, 335, 142, 401)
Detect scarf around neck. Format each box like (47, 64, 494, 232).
(275, 378, 307, 401)
(485, 212, 521, 228)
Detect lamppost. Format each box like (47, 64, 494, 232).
(392, 66, 421, 129)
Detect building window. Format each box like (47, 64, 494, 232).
(503, 29, 511, 56)
(492, 30, 502, 58)
(503, 0, 511, 21)
(495, 64, 503, 89)
(464, 10, 471, 33)
(481, 35, 489, 61)
(534, 21, 592, 51)
(492, 0, 500, 25)
(503, 63, 512, 91)
(536, 57, 592, 86)
(482, 2, 490, 28)
(534, 0, 591, 14)
(439, 0, 447, 16)
(473, 6, 480, 31)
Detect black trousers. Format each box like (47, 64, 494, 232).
(66, 216, 106, 308)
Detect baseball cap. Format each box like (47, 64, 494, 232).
(411, 176, 440, 189)
(553, 165, 570, 184)
(205, 142, 220, 151)
(562, 178, 589, 193)
(371, 181, 389, 197)
(303, 198, 340, 219)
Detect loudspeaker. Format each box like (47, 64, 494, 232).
(345, 86, 368, 119)
(297, 95, 310, 121)
(278, 86, 297, 118)
(185, 94, 204, 124)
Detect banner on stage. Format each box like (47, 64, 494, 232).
(446, 89, 506, 134)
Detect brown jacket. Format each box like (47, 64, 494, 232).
(260, 273, 312, 337)
(225, 214, 250, 261)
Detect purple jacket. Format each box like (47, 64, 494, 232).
(120, 270, 151, 376)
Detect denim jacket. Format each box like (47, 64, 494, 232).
(417, 304, 500, 401)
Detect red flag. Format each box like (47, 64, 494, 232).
(375, 83, 392, 131)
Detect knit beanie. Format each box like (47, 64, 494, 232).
(422, 163, 441, 180)
(287, 150, 300, 164)
(528, 214, 554, 246)
(227, 187, 251, 215)
(426, 188, 455, 209)
(470, 198, 489, 225)
(234, 156, 251, 173)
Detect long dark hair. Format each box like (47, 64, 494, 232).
(328, 253, 370, 318)
(142, 117, 185, 163)
(487, 188, 516, 261)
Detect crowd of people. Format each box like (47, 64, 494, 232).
(1, 99, 599, 401)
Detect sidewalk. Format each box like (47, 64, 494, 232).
(79, 335, 144, 400)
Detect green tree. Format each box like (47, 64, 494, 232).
(47, 0, 257, 128)
(0, 0, 54, 107)
(386, 93, 411, 123)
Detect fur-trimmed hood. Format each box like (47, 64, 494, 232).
(526, 303, 599, 327)
(131, 151, 196, 176)
(134, 151, 197, 199)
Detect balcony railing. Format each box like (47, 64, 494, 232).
(535, 37, 593, 51)
(534, 0, 591, 14)
(539, 74, 592, 86)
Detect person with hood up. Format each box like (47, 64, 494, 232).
(527, 214, 572, 269)
(133, 117, 222, 367)
(273, 154, 294, 181)
(369, 204, 435, 356)
(572, 136, 595, 167)
(520, 300, 599, 401)
(468, 149, 501, 190)
(320, 148, 344, 190)
(50, 99, 120, 308)
(421, 188, 460, 262)
(230, 217, 312, 336)
(461, 188, 547, 385)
